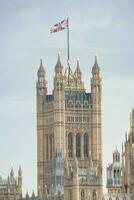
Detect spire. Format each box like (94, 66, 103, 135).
(26, 191, 29, 200)
(37, 58, 45, 77)
(18, 165, 22, 177)
(32, 190, 35, 199)
(10, 167, 14, 178)
(74, 58, 82, 78)
(95, 55, 97, 64)
(7, 175, 10, 185)
(55, 51, 63, 72)
(92, 55, 100, 75)
(76, 58, 80, 70)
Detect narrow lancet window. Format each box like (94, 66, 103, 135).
(68, 133, 73, 158)
(84, 133, 88, 158)
(76, 133, 81, 158)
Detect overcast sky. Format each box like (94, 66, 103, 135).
(0, 0, 134, 196)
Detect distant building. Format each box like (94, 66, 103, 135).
(107, 148, 122, 193)
(104, 149, 131, 200)
(0, 166, 22, 200)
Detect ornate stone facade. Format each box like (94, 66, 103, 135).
(107, 149, 122, 194)
(36, 53, 103, 200)
(122, 109, 134, 198)
(0, 166, 22, 200)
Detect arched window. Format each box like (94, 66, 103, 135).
(83, 133, 88, 157)
(68, 133, 73, 158)
(117, 170, 120, 178)
(81, 190, 85, 200)
(76, 133, 81, 158)
(93, 190, 96, 200)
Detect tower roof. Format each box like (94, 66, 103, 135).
(55, 51, 63, 70)
(18, 165, 22, 177)
(10, 167, 14, 178)
(92, 55, 100, 75)
(74, 58, 82, 78)
(37, 58, 45, 77)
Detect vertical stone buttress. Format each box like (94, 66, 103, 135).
(91, 56, 102, 163)
(53, 53, 65, 157)
(37, 58, 47, 196)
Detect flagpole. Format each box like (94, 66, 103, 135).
(67, 17, 70, 61)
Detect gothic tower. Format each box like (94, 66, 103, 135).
(122, 109, 134, 196)
(36, 53, 103, 199)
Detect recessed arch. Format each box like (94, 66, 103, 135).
(83, 133, 88, 158)
(68, 133, 73, 158)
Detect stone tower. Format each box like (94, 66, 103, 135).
(36, 53, 103, 199)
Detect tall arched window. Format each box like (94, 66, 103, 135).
(83, 133, 88, 157)
(81, 190, 85, 200)
(93, 190, 96, 200)
(68, 133, 73, 158)
(76, 133, 81, 158)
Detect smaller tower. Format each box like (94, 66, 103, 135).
(37, 58, 47, 95)
(36, 58, 47, 197)
(107, 148, 122, 194)
(10, 167, 14, 180)
(74, 59, 84, 89)
(54, 52, 64, 91)
(91, 55, 102, 163)
(18, 165, 22, 194)
(53, 52, 65, 154)
(51, 145, 64, 195)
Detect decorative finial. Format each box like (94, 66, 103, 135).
(57, 51, 61, 62)
(40, 57, 43, 67)
(125, 131, 127, 142)
(94, 54, 98, 64)
(10, 167, 14, 177)
(18, 165, 22, 176)
(77, 58, 80, 68)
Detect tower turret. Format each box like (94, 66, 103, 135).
(91, 55, 102, 163)
(53, 52, 65, 156)
(74, 59, 84, 89)
(37, 58, 47, 95)
(54, 52, 64, 91)
(18, 166, 22, 193)
(74, 59, 82, 82)
(10, 167, 14, 179)
(36, 58, 47, 196)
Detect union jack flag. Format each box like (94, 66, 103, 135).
(50, 19, 68, 33)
